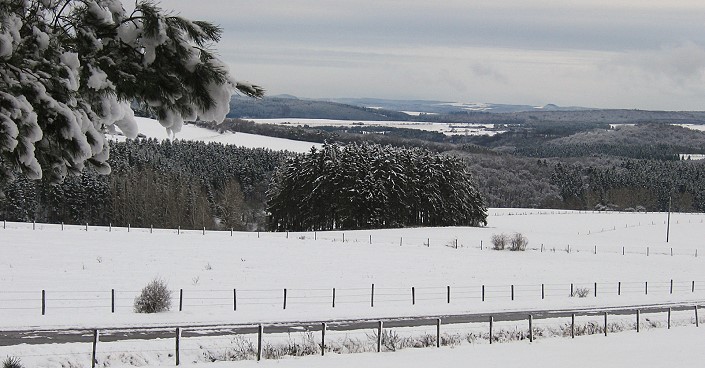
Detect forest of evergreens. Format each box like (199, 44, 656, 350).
(2, 119, 705, 231)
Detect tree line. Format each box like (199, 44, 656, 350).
(0, 139, 286, 230)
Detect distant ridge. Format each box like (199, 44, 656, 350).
(229, 95, 705, 124)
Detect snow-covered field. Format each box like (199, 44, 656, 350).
(2, 209, 704, 367)
(250, 118, 504, 136)
(110, 117, 320, 153)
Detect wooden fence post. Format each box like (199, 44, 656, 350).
(668, 308, 671, 329)
(541, 284, 544, 300)
(571, 313, 575, 338)
(257, 325, 263, 361)
(645, 282, 648, 295)
(377, 321, 383, 352)
(604, 312, 608, 336)
(489, 316, 493, 344)
(175, 327, 181, 366)
(670, 279, 673, 294)
(179, 289, 183, 312)
(693, 281, 696, 293)
(412, 287, 415, 305)
(321, 322, 326, 356)
(594, 282, 597, 297)
(150, 225, 153, 234)
(511, 285, 514, 301)
(529, 315, 533, 342)
(283, 288, 287, 309)
(618, 281, 621, 296)
(233, 289, 237, 311)
(482, 285, 485, 302)
(92, 329, 99, 368)
(436, 318, 442, 347)
(342, 233, 344, 242)
(696, 306, 699, 327)
(371, 284, 375, 307)
(332, 288, 336, 308)
(85, 223, 88, 231)
(111, 289, 115, 313)
(447, 286, 451, 304)
(41, 289, 46, 315)
(570, 283, 574, 297)
(636, 310, 640, 332)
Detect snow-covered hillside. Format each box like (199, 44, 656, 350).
(110, 117, 320, 153)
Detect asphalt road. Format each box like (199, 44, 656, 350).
(1, 300, 702, 346)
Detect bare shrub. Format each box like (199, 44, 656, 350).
(571, 287, 591, 298)
(509, 232, 528, 251)
(440, 333, 462, 347)
(491, 234, 507, 250)
(2, 357, 23, 368)
(134, 278, 172, 313)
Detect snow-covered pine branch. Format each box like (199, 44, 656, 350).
(0, 0, 263, 193)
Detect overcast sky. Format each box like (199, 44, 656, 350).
(161, 0, 705, 110)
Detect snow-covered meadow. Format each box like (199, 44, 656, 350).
(109, 117, 320, 153)
(1, 209, 705, 366)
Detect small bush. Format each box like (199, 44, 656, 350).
(3, 356, 23, 368)
(134, 278, 172, 313)
(509, 232, 528, 251)
(491, 234, 507, 250)
(571, 287, 591, 298)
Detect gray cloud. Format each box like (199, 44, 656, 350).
(158, 1, 705, 110)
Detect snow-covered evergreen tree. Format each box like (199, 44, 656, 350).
(0, 0, 262, 193)
(267, 142, 488, 231)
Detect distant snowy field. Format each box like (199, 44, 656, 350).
(250, 118, 504, 136)
(2, 209, 705, 367)
(110, 117, 320, 153)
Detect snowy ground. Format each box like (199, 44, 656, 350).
(1, 209, 704, 366)
(109, 117, 320, 153)
(250, 118, 504, 136)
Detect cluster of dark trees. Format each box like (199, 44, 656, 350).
(0, 139, 286, 230)
(550, 159, 705, 212)
(267, 143, 487, 231)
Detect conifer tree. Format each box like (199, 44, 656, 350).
(0, 0, 262, 193)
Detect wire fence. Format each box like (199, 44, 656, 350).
(2, 279, 705, 315)
(2, 215, 704, 258)
(3, 303, 703, 367)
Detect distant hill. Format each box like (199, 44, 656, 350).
(228, 96, 412, 121)
(228, 95, 705, 125)
(323, 97, 591, 114)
